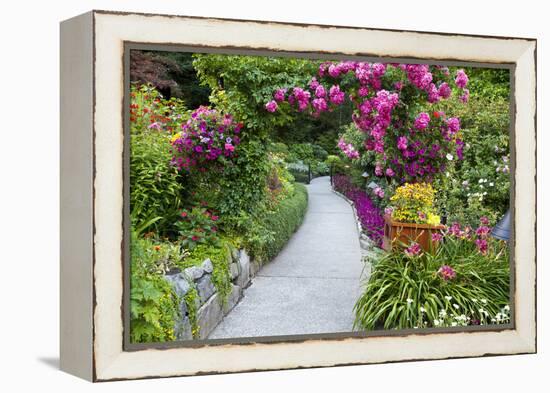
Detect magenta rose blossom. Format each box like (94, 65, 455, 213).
(273, 88, 286, 102)
(265, 100, 278, 113)
(438, 82, 451, 99)
(459, 88, 470, 103)
(315, 85, 326, 98)
(329, 85, 345, 105)
(455, 69, 469, 89)
(446, 117, 461, 133)
(414, 112, 431, 130)
(397, 136, 408, 150)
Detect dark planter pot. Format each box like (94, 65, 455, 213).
(383, 214, 446, 252)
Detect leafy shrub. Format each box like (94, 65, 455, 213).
(130, 231, 181, 343)
(354, 228, 510, 330)
(175, 205, 220, 250)
(246, 184, 308, 262)
(130, 84, 188, 234)
(130, 130, 184, 235)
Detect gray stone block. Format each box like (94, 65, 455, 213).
(183, 265, 204, 281)
(197, 293, 223, 339)
(237, 249, 250, 287)
(164, 273, 191, 297)
(196, 274, 216, 304)
(224, 284, 241, 313)
(230, 262, 239, 280)
(231, 247, 239, 261)
(201, 258, 213, 274)
(174, 315, 193, 341)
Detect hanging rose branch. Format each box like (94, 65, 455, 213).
(265, 62, 469, 183)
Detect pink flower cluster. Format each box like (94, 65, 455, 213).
(447, 217, 493, 255)
(337, 138, 360, 159)
(266, 61, 468, 183)
(170, 107, 242, 172)
(475, 216, 491, 255)
(455, 69, 470, 103)
(438, 265, 457, 281)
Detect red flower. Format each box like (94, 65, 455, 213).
(211, 215, 219, 221)
(153, 245, 161, 251)
(192, 235, 199, 241)
(180, 211, 188, 217)
(433, 111, 440, 118)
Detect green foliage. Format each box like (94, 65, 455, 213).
(183, 287, 200, 338)
(183, 241, 234, 306)
(130, 85, 187, 234)
(175, 206, 220, 250)
(192, 53, 319, 136)
(433, 68, 510, 226)
(215, 140, 271, 231)
(354, 235, 510, 330)
(130, 230, 180, 343)
(246, 184, 308, 262)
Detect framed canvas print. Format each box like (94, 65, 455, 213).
(60, 10, 537, 382)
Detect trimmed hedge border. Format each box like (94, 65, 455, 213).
(263, 183, 308, 261)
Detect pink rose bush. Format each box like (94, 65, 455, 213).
(170, 106, 242, 172)
(266, 61, 468, 183)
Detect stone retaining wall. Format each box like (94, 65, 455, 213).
(164, 249, 253, 340)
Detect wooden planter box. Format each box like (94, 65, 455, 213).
(382, 214, 446, 252)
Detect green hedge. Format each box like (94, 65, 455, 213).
(249, 183, 308, 262)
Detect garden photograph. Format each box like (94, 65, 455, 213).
(128, 49, 512, 344)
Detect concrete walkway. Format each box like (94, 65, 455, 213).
(209, 176, 364, 339)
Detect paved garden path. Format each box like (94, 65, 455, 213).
(209, 176, 364, 339)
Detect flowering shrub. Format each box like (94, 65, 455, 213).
(175, 205, 220, 250)
(170, 106, 242, 172)
(388, 182, 440, 225)
(354, 226, 509, 330)
(130, 83, 187, 134)
(267, 62, 469, 183)
(332, 174, 384, 246)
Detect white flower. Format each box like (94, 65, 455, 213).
(479, 179, 484, 183)
(491, 318, 496, 322)
(478, 308, 485, 313)
(489, 182, 494, 186)
(446, 172, 450, 177)
(406, 298, 414, 304)
(483, 191, 487, 195)
(462, 180, 469, 187)
(481, 299, 488, 304)
(420, 307, 426, 313)
(453, 304, 460, 309)
(446, 153, 454, 161)
(434, 319, 440, 326)
(472, 298, 478, 302)
(451, 322, 457, 327)
(439, 310, 447, 317)
(504, 305, 510, 311)
(445, 295, 452, 301)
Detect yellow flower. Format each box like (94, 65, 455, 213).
(170, 132, 182, 143)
